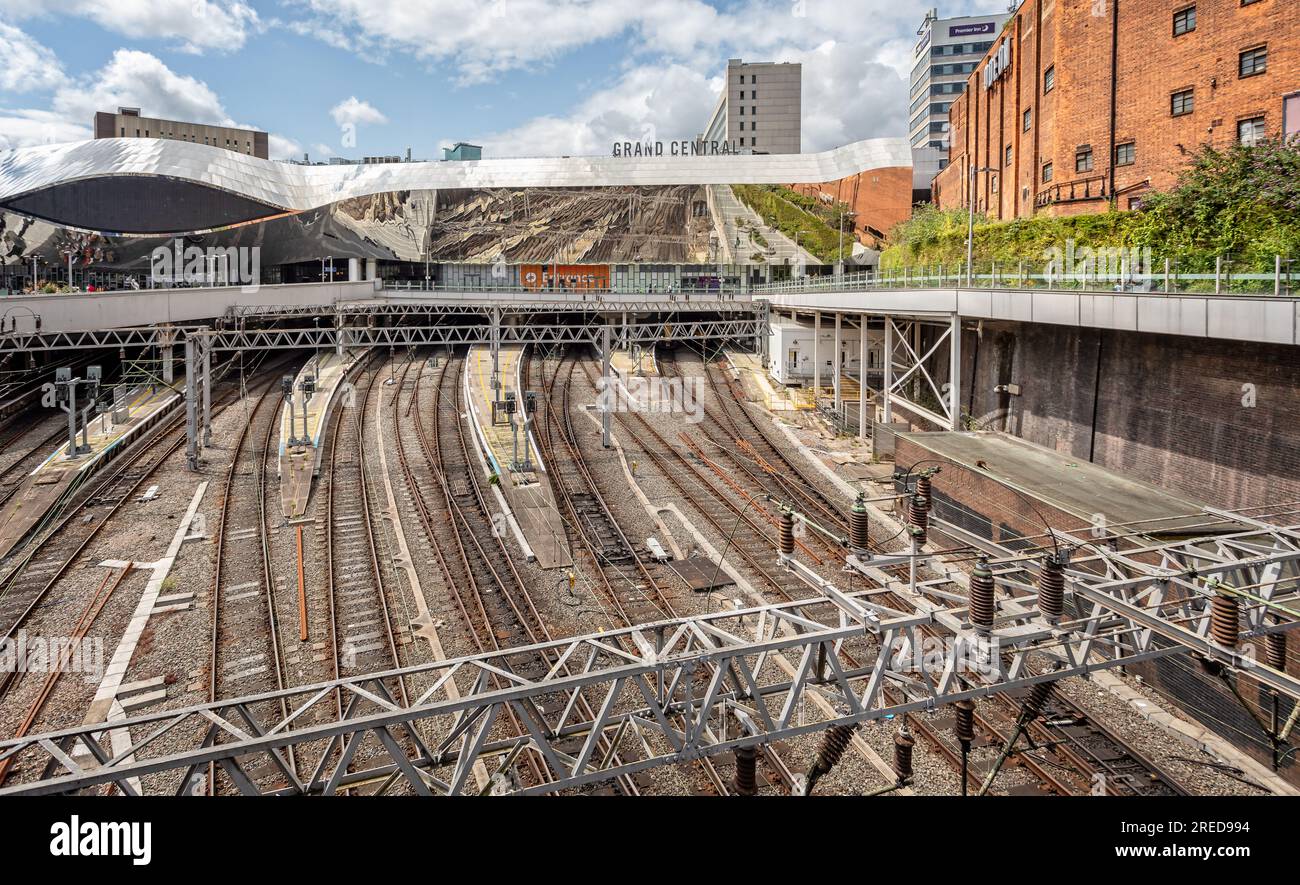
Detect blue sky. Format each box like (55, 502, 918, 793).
(0, 0, 1010, 159)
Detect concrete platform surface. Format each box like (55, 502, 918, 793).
(0, 379, 182, 560)
(279, 348, 362, 519)
(465, 345, 571, 569)
(897, 431, 1233, 538)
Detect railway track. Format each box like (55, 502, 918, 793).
(532, 348, 805, 795)
(387, 352, 552, 791)
(399, 349, 672, 794)
(325, 358, 407, 691)
(206, 359, 302, 794)
(0, 355, 259, 696)
(0, 421, 70, 509)
(667, 347, 1192, 796)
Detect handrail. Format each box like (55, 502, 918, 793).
(752, 259, 1298, 299)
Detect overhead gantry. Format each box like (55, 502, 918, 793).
(1, 508, 1295, 796)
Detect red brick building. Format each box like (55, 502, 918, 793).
(788, 164, 915, 248)
(933, 0, 1300, 220)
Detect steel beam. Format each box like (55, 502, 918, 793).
(3, 512, 1296, 797)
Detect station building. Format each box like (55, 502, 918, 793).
(909, 9, 1011, 166)
(0, 135, 910, 292)
(93, 107, 269, 158)
(933, 0, 1300, 220)
(701, 59, 802, 155)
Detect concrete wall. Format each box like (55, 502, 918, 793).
(5, 280, 380, 333)
(960, 320, 1300, 509)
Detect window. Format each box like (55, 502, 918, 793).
(739, 121, 744, 131)
(991, 174, 999, 194)
(1076, 147, 1094, 172)
(1044, 65, 1055, 93)
(751, 90, 757, 99)
(1115, 141, 1136, 165)
(1023, 108, 1032, 131)
(751, 137, 757, 147)
(1173, 6, 1196, 36)
(1238, 116, 1266, 145)
(1171, 89, 1195, 116)
(1005, 145, 1013, 166)
(739, 106, 744, 115)
(1042, 162, 1053, 182)
(751, 106, 756, 115)
(751, 121, 756, 130)
(739, 137, 745, 146)
(737, 91, 744, 101)
(752, 74, 757, 83)
(1240, 46, 1267, 78)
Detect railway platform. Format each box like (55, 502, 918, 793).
(278, 348, 363, 519)
(0, 377, 183, 561)
(465, 345, 571, 569)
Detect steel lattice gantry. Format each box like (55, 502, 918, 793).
(1, 512, 1296, 796)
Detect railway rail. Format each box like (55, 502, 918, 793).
(610, 346, 1194, 796)
(0, 353, 260, 698)
(206, 359, 300, 794)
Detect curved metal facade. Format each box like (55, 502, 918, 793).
(0, 136, 912, 235)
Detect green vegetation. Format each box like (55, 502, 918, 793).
(880, 205, 1130, 269)
(882, 139, 1300, 274)
(731, 184, 854, 264)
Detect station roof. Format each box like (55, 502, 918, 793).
(0, 136, 911, 235)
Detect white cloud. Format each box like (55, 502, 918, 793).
(268, 134, 303, 161)
(329, 97, 389, 128)
(50, 49, 232, 128)
(0, 108, 86, 151)
(0, 48, 299, 159)
(287, 0, 1009, 154)
(294, 0, 638, 83)
(0, 21, 65, 93)
(0, 0, 260, 54)
(290, 0, 1001, 82)
(477, 63, 717, 157)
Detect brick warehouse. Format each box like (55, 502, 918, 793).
(933, 0, 1300, 220)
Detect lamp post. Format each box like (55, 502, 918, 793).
(837, 209, 856, 278)
(966, 165, 998, 287)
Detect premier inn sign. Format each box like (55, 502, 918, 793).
(612, 139, 741, 157)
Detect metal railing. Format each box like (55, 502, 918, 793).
(753, 256, 1298, 298)
(379, 280, 752, 301)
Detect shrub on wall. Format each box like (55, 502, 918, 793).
(883, 139, 1300, 274)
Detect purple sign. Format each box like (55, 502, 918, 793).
(950, 22, 995, 37)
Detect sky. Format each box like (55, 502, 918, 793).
(0, 0, 1012, 160)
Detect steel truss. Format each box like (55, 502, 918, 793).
(226, 300, 757, 319)
(2, 512, 1295, 796)
(882, 315, 961, 431)
(0, 318, 762, 355)
(935, 509, 1300, 697)
(0, 327, 177, 355)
